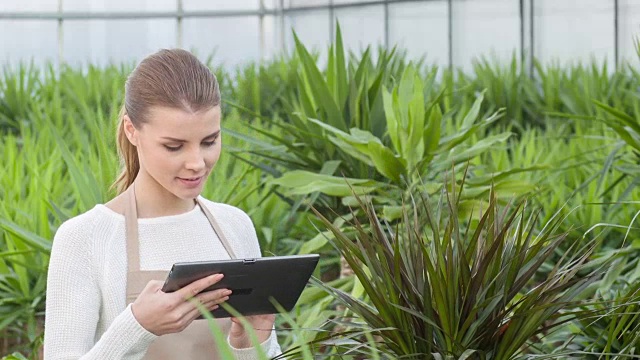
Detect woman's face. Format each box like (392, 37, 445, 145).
(125, 105, 222, 200)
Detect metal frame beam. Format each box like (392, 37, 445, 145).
(614, 0, 619, 69)
(519, 0, 524, 65)
(529, 0, 534, 77)
(0, 0, 544, 75)
(176, 0, 184, 48)
(0, 0, 431, 20)
(447, 0, 453, 70)
(57, 0, 63, 65)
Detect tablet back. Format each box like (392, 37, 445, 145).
(162, 254, 320, 318)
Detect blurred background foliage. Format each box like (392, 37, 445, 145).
(2, 27, 640, 359)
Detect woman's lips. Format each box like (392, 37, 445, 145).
(178, 176, 204, 188)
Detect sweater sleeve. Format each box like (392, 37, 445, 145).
(230, 331, 283, 359)
(44, 215, 157, 360)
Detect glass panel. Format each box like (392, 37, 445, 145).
(262, 15, 283, 59)
(63, 19, 176, 67)
(620, 0, 640, 64)
(63, 0, 175, 12)
(0, 0, 57, 12)
(334, 5, 384, 56)
(389, 1, 448, 67)
(263, 0, 281, 10)
(182, 0, 259, 11)
(284, 9, 330, 58)
(452, 0, 520, 73)
(183, 16, 260, 68)
(534, 0, 614, 65)
(0, 20, 58, 67)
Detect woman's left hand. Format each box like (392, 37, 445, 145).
(228, 314, 276, 349)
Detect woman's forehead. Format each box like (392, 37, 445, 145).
(143, 106, 221, 135)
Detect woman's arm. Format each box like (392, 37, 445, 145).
(229, 329, 282, 360)
(44, 216, 156, 360)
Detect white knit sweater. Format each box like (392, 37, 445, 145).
(44, 198, 282, 359)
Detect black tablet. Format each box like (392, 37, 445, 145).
(161, 254, 320, 318)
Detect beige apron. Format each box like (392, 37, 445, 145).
(123, 184, 237, 359)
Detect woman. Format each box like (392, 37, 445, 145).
(44, 49, 282, 359)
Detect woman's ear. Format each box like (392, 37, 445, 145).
(123, 115, 138, 147)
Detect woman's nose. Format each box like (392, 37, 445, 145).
(184, 148, 205, 171)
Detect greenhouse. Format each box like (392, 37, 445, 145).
(2, 0, 640, 359)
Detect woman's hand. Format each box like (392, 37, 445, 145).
(228, 314, 276, 349)
(131, 274, 231, 335)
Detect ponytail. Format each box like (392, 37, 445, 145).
(111, 104, 140, 194)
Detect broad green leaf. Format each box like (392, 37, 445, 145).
(382, 205, 404, 221)
(424, 104, 442, 158)
(335, 23, 348, 111)
(461, 90, 486, 128)
(328, 135, 375, 166)
(299, 231, 333, 254)
(0, 218, 51, 252)
(268, 171, 379, 197)
(383, 89, 401, 154)
(595, 99, 640, 134)
(293, 32, 345, 131)
(367, 141, 407, 184)
(440, 132, 512, 170)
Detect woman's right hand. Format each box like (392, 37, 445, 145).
(131, 273, 231, 335)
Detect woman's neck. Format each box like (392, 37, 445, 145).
(132, 172, 196, 218)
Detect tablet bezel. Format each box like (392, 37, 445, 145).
(161, 254, 320, 318)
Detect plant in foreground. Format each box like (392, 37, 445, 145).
(313, 178, 602, 359)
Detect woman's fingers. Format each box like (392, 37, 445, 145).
(175, 273, 224, 300)
(174, 288, 231, 319)
(198, 288, 232, 303)
(144, 280, 166, 294)
(134, 277, 231, 335)
(181, 299, 223, 324)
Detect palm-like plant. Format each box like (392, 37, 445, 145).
(233, 24, 541, 224)
(312, 178, 601, 359)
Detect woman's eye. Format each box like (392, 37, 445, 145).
(202, 140, 217, 147)
(164, 145, 182, 152)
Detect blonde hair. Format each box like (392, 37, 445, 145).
(111, 49, 221, 194)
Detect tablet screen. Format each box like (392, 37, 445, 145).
(162, 254, 319, 318)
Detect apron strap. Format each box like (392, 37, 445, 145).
(196, 198, 237, 259)
(126, 270, 167, 304)
(124, 184, 238, 303)
(125, 184, 140, 274)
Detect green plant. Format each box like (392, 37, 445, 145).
(571, 278, 640, 357)
(235, 26, 537, 221)
(5, 30, 640, 359)
(312, 178, 601, 359)
(0, 62, 40, 134)
(1, 353, 29, 360)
